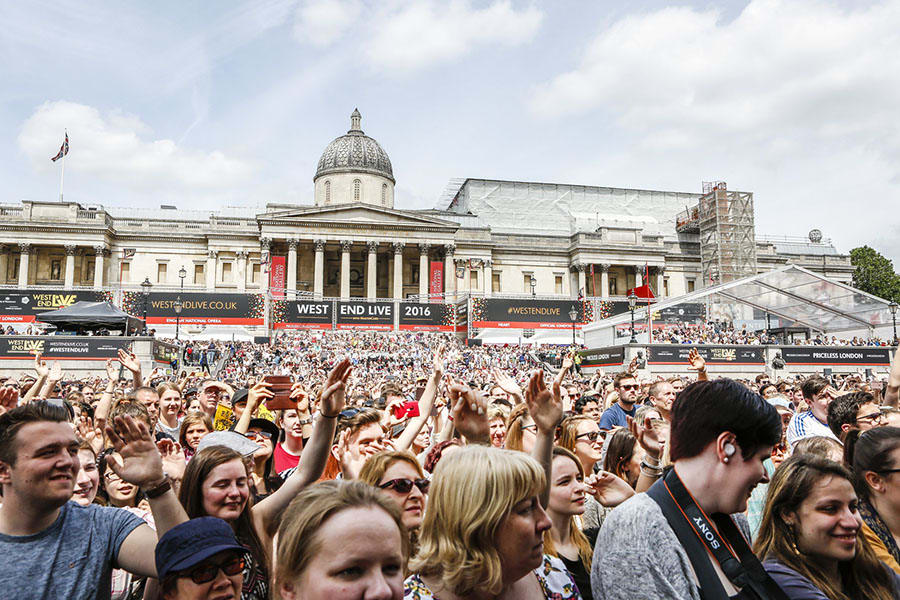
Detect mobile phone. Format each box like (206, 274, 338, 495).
(392, 401, 420, 420)
(263, 375, 294, 410)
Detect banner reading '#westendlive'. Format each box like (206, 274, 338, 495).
(0, 289, 108, 322)
(0, 336, 131, 359)
(122, 292, 265, 326)
(471, 298, 590, 330)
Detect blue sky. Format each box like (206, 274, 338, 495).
(2, 0, 898, 264)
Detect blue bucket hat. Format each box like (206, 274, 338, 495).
(155, 517, 246, 581)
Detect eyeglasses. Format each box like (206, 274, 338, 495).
(618, 384, 639, 390)
(379, 478, 430, 494)
(857, 411, 885, 423)
(182, 556, 246, 585)
(575, 431, 601, 443)
(245, 430, 273, 440)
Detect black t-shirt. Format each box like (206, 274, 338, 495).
(560, 554, 592, 600)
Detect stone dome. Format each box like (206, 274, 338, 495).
(314, 109, 394, 183)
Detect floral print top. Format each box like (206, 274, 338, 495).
(404, 554, 582, 599)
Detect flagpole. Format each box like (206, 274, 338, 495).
(59, 144, 65, 202)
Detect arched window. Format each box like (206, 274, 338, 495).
(324, 180, 331, 204)
(353, 179, 361, 203)
(382, 183, 387, 205)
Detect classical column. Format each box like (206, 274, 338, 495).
(340, 240, 352, 299)
(573, 263, 586, 297)
(392, 242, 404, 299)
(0, 246, 7, 284)
(206, 250, 217, 291)
(483, 259, 493, 297)
(600, 263, 610, 298)
(287, 239, 298, 293)
(93, 246, 106, 289)
(313, 240, 325, 299)
(259, 238, 271, 291)
(418, 243, 430, 299)
(18, 243, 31, 287)
(236, 251, 248, 292)
(443, 244, 456, 301)
(656, 266, 665, 297)
(634, 266, 643, 288)
(64, 245, 77, 289)
(366, 241, 378, 300)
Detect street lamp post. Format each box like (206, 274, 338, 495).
(890, 302, 898, 345)
(568, 305, 578, 347)
(176, 266, 186, 342)
(530, 275, 537, 297)
(628, 291, 638, 344)
(140, 277, 152, 335)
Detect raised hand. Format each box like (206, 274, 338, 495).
(117, 348, 141, 374)
(320, 358, 351, 418)
(626, 356, 639, 375)
(627, 415, 661, 460)
(48, 361, 62, 382)
(0, 387, 19, 416)
(104, 415, 165, 488)
(525, 370, 563, 435)
(492, 367, 524, 400)
(34, 353, 49, 378)
(290, 381, 310, 414)
(247, 380, 274, 412)
(586, 471, 636, 507)
(156, 439, 186, 483)
(449, 383, 490, 444)
(432, 344, 445, 380)
(76, 416, 104, 455)
(687, 348, 706, 372)
(105, 358, 120, 383)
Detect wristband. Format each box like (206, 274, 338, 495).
(142, 476, 172, 499)
(319, 411, 339, 419)
(298, 418, 312, 426)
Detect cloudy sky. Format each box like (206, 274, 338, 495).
(2, 0, 898, 263)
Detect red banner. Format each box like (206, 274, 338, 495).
(429, 261, 443, 302)
(269, 256, 286, 299)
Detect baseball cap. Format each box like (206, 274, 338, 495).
(767, 395, 794, 414)
(196, 430, 260, 458)
(230, 388, 249, 406)
(247, 418, 280, 442)
(155, 517, 246, 581)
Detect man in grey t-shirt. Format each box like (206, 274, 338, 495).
(0, 401, 188, 599)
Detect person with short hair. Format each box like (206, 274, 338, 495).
(156, 382, 184, 440)
(591, 379, 783, 600)
(0, 402, 188, 599)
(573, 395, 601, 421)
(755, 454, 900, 599)
(786, 375, 840, 449)
(487, 404, 509, 448)
(827, 391, 886, 442)
(179, 412, 213, 461)
(156, 516, 247, 600)
(359, 450, 428, 541)
(274, 480, 408, 600)
(647, 380, 676, 415)
(597, 373, 638, 431)
(332, 407, 388, 479)
(405, 446, 579, 599)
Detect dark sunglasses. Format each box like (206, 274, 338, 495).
(379, 478, 430, 494)
(618, 384, 639, 390)
(245, 430, 273, 440)
(183, 556, 245, 585)
(576, 431, 602, 443)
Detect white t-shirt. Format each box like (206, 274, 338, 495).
(786, 410, 840, 449)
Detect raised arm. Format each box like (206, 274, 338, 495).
(394, 344, 444, 452)
(233, 381, 273, 434)
(492, 367, 525, 405)
(885, 347, 900, 408)
(94, 358, 121, 429)
(252, 358, 350, 540)
(526, 369, 562, 508)
(38, 361, 63, 399)
(117, 348, 142, 392)
(687, 348, 708, 382)
(21, 354, 48, 404)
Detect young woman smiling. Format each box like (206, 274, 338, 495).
(755, 454, 900, 600)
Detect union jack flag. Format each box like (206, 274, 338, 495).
(51, 133, 69, 162)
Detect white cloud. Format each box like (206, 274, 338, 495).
(293, 0, 362, 46)
(341, 0, 540, 73)
(17, 101, 255, 189)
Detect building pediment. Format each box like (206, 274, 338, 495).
(259, 203, 459, 230)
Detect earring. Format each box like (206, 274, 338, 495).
(723, 457, 730, 463)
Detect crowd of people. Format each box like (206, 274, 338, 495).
(651, 321, 892, 346)
(2, 329, 900, 599)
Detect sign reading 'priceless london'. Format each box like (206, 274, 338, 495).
(779, 346, 891, 366)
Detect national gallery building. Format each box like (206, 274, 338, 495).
(0, 110, 853, 303)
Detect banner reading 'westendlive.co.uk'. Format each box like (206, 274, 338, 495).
(471, 298, 589, 330)
(0, 336, 131, 359)
(122, 292, 265, 326)
(272, 300, 333, 330)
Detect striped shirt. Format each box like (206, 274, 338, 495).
(786, 410, 839, 449)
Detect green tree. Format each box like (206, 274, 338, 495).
(850, 246, 900, 302)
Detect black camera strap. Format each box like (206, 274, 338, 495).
(646, 469, 788, 600)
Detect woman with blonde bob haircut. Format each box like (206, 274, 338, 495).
(359, 450, 429, 536)
(404, 445, 580, 600)
(275, 480, 409, 600)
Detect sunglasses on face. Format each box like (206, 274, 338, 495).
(379, 477, 430, 495)
(576, 431, 602, 443)
(245, 430, 273, 440)
(618, 384, 639, 390)
(182, 556, 246, 585)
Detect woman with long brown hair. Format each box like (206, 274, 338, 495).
(754, 454, 900, 599)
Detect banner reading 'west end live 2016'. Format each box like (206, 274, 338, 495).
(647, 345, 766, 365)
(0, 289, 109, 322)
(121, 292, 266, 326)
(336, 301, 394, 330)
(272, 300, 333, 330)
(471, 298, 592, 330)
(0, 336, 132, 359)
